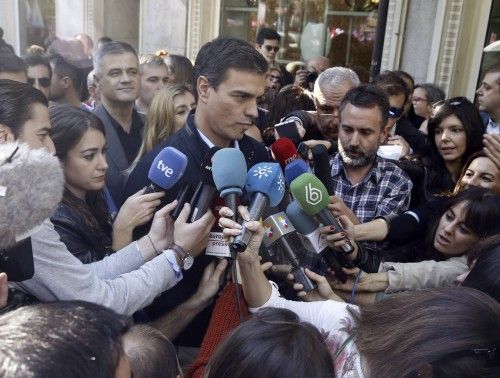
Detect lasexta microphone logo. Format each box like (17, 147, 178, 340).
(305, 182, 322, 205)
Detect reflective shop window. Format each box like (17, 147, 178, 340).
(220, 0, 380, 83)
(479, 0, 500, 82)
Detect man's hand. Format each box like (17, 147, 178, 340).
(0, 273, 8, 309)
(327, 196, 360, 225)
(192, 259, 228, 305)
(294, 68, 308, 88)
(174, 203, 215, 256)
(483, 134, 500, 169)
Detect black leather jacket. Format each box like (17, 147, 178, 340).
(51, 202, 114, 264)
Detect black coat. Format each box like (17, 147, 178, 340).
(123, 112, 270, 347)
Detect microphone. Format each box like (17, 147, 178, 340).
(143, 146, 188, 194)
(263, 212, 315, 292)
(290, 173, 354, 255)
(212, 148, 247, 221)
(271, 137, 299, 169)
(0, 142, 64, 248)
(284, 159, 309, 186)
(189, 147, 220, 222)
(286, 201, 348, 283)
(311, 144, 335, 195)
(231, 162, 285, 252)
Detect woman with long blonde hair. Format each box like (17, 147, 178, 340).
(133, 83, 195, 165)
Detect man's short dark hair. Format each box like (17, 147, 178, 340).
(49, 53, 84, 92)
(0, 301, 129, 378)
(485, 63, 500, 86)
(256, 28, 281, 45)
(340, 84, 390, 129)
(372, 71, 409, 101)
(194, 37, 268, 90)
(97, 36, 113, 45)
(0, 47, 27, 75)
(23, 53, 52, 78)
(93, 41, 138, 76)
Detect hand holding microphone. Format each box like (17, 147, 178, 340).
(290, 173, 354, 255)
(143, 146, 188, 194)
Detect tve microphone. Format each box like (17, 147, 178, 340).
(189, 147, 219, 222)
(290, 173, 354, 255)
(271, 137, 299, 169)
(286, 200, 348, 283)
(263, 212, 315, 292)
(231, 162, 285, 252)
(212, 148, 247, 220)
(311, 144, 335, 195)
(284, 159, 309, 186)
(144, 146, 188, 194)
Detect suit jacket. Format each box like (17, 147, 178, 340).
(93, 104, 143, 206)
(124, 112, 270, 347)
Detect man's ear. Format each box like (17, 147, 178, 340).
(0, 124, 15, 144)
(197, 75, 210, 104)
(255, 43, 260, 50)
(61, 76, 72, 89)
(94, 73, 101, 90)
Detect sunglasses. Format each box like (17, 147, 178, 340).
(263, 45, 280, 53)
(388, 107, 403, 119)
(267, 74, 281, 82)
(27, 77, 51, 88)
(432, 96, 467, 109)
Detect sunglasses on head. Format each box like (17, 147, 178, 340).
(263, 45, 280, 52)
(27, 77, 51, 88)
(388, 106, 403, 119)
(432, 96, 467, 110)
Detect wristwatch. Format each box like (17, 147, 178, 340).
(171, 244, 194, 270)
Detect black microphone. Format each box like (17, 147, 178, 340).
(262, 212, 315, 292)
(311, 144, 335, 195)
(189, 147, 219, 222)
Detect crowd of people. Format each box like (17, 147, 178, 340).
(0, 26, 499, 377)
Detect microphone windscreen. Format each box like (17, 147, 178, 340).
(284, 159, 309, 185)
(245, 162, 285, 207)
(285, 200, 319, 235)
(212, 148, 247, 197)
(200, 146, 220, 186)
(148, 146, 188, 189)
(290, 173, 330, 216)
(271, 137, 299, 168)
(0, 143, 64, 247)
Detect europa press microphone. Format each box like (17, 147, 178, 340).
(262, 212, 315, 292)
(271, 137, 300, 169)
(143, 146, 188, 194)
(286, 200, 349, 283)
(189, 147, 220, 222)
(231, 162, 285, 252)
(212, 148, 247, 221)
(290, 173, 354, 255)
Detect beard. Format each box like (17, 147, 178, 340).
(338, 142, 378, 168)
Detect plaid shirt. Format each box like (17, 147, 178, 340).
(330, 154, 412, 223)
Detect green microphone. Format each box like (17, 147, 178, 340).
(290, 173, 354, 254)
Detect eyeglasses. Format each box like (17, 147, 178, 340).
(263, 45, 280, 53)
(432, 96, 468, 110)
(27, 77, 51, 88)
(412, 96, 428, 103)
(267, 74, 281, 82)
(388, 107, 403, 119)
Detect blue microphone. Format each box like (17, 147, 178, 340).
(284, 159, 309, 185)
(143, 146, 188, 194)
(231, 162, 285, 252)
(212, 148, 247, 219)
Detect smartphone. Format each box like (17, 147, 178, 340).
(275, 119, 302, 144)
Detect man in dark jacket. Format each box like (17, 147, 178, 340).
(124, 37, 270, 356)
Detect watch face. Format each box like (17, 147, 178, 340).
(183, 255, 194, 270)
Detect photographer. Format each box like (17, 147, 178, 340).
(294, 56, 329, 91)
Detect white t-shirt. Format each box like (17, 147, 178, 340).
(249, 282, 365, 378)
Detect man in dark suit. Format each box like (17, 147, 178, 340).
(92, 41, 143, 206)
(124, 37, 270, 358)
